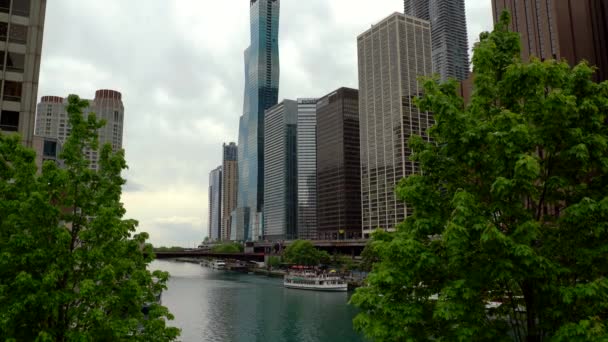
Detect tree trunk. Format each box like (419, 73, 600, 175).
(522, 280, 540, 342)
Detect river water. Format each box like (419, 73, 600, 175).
(151, 260, 366, 342)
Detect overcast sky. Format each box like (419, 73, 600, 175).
(38, 1, 493, 247)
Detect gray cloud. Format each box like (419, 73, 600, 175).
(39, 0, 493, 247)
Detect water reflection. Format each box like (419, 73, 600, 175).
(151, 260, 365, 342)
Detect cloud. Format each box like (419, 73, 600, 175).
(39, 0, 493, 246)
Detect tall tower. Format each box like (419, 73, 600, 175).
(263, 100, 297, 241)
(35, 89, 125, 171)
(0, 0, 46, 147)
(208, 166, 222, 242)
(492, 0, 608, 82)
(358, 13, 433, 237)
(236, 0, 280, 241)
(296, 98, 318, 240)
(221, 142, 238, 241)
(404, 0, 469, 82)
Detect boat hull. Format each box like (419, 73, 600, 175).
(284, 283, 348, 292)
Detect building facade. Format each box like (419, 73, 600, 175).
(208, 166, 222, 242)
(0, 0, 46, 147)
(492, 0, 608, 81)
(221, 142, 238, 241)
(404, 0, 469, 82)
(296, 98, 317, 240)
(316, 88, 362, 240)
(236, 0, 281, 241)
(35, 90, 125, 171)
(358, 13, 433, 237)
(32, 135, 61, 172)
(263, 100, 297, 241)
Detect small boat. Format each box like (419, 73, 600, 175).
(210, 260, 226, 270)
(284, 270, 348, 292)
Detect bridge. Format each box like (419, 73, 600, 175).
(154, 251, 265, 262)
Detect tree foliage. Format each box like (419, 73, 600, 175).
(211, 242, 244, 253)
(0, 95, 180, 341)
(351, 12, 608, 342)
(283, 240, 330, 266)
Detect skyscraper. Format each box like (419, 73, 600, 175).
(404, 0, 469, 82)
(316, 88, 362, 240)
(296, 98, 318, 240)
(221, 142, 238, 241)
(236, 0, 280, 241)
(208, 166, 222, 242)
(0, 0, 46, 147)
(358, 13, 433, 237)
(492, 0, 608, 81)
(35, 90, 125, 171)
(263, 100, 297, 241)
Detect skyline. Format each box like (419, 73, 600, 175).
(37, 0, 493, 247)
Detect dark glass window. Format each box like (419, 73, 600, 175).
(4, 51, 25, 72)
(43, 140, 57, 157)
(9, 24, 27, 44)
(3, 81, 22, 102)
(12, 0, 30, 17)
(0, 22, 7, 41)
(0, 110, 19, 131)
(0, 0, 9, 14)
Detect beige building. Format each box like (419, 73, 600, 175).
(357, 13, 433, 237)
(35, 90, 125, 170)
(0, 0, 46, 147)
(221, 142, 238, 241)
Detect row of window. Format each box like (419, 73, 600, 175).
(0, 22, 28, 44)
(0, 0, 30, 17)
(0, 51, 25, 72)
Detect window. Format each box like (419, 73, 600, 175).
(43, 140, 57, 157)
(0, 110, 19, 131)
(9, 24, 28, 44)
(0, 23, 7, 41)
(3, 81, 22, 102)
(4, 51, 25, 72)
(0, 0, 9, 14)
(12, 0, 30, 17)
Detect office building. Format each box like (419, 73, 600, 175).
(316, 88, 362, 240)
(404, 0, 469, 81)
(296, 98, 317, 240)
(0, 0, 46, 147)
(35, 90, 124, 171)
(208, 165, 222, 242)
(492, 0, 608, 81)
(236, 0, 280, 241)
(358, 13, 433, 236)
(221, 142, 238, 241)
(263, 100, 297, 241)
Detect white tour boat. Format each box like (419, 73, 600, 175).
(210, 260, 226, 270)
(284, 271, 348, 292)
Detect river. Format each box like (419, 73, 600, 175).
(151, 260, 366, 342)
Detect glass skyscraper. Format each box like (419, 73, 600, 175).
(235, 0, 280, 241)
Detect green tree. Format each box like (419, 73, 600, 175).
(351, 12, 608, 342)
(267, 256, 281, 269)
(0, 95, 180, 341)
(283, 240, 330, 266)
(359, 238, 381, 272)
(211, 242, 243, 253)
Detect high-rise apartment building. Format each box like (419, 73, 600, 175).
(296, 98, 317, 240)
(263, 100, 297, 241)
(0, 0, 46, 147)
(358, 13, 433, 237)
(221, 142, 238, 241)
(236, 0, 280, 241)
(404, 0, 469, 82)
(316, 88, 362, 240)
(35, 90, 125, 171)
(208, 166, 222, 242)
(492, 0, 608, 81)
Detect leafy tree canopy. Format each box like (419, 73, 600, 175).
(0, 95, 179, 341)
(211, 242, 244, 254)
(283, 240, 330, 266)
(351, 12, 608, 342)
